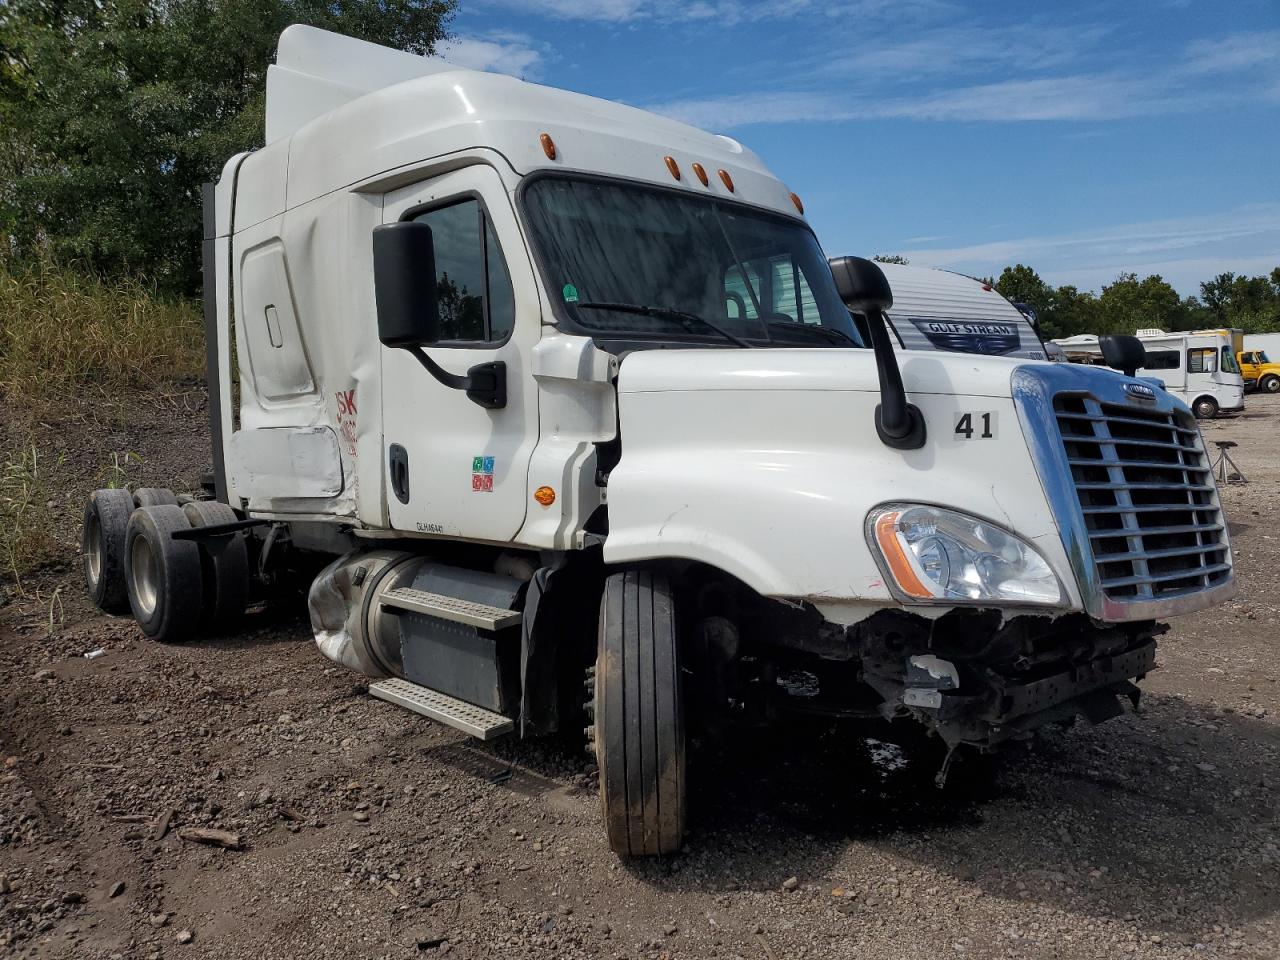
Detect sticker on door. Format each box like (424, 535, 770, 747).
(472, 456, 495, 492)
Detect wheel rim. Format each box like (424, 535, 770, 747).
(1267, 379, 1280, 393)
(130, 534, 159, 618)
(86, 514, 103, 587)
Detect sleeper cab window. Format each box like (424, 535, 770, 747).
(411, 198, 515, 343)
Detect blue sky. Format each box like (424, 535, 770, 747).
(440, 1, 1280, 297)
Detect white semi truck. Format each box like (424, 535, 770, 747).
(81, 27, 1237, 857)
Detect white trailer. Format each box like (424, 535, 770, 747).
(870, 263, 1048, 360)
(1053, 329, 1245, 419)
(1244, 333, 1280, 362)
(81, 27, 1236, 857)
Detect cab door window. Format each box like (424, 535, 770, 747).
(411, 199, 514, 343)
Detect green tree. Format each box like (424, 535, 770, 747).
(1097, 272, 1185, 334)
(993, 264, 1052, 313)
(872, 254, 909, 264)
(1198, 269, 1280, 332)
(0, 0, 455, 293)
(1048, 284, 1103, 340)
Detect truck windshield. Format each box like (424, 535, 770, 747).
(521, 176, 863, 347)
(1221, 346, 1240, 374)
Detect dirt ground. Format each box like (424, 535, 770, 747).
(1, 389, 1278, 960)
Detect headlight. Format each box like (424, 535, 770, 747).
(867, 504, 1063, 606)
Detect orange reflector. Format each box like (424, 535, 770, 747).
(691, 162, 709, 186)
(534, 486, 556, 506)
(789, 192, 804, 214)
(718, 168, 735, 192)
(664, 155, 681, 180)
(539, 133, 557, 160)
(873, 511, 933, 600)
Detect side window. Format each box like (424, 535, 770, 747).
(1187, 348, 1217, 373)
(724, 262, 761, 320)
(411, 198, 514, 343)
(724, 254, 821, 324)
(1143, 350, 1181, 370)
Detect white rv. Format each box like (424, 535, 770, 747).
(80, 27, 1236, 857)
(872, 263, 1048, 360)
(1053, 329, 1245, 419)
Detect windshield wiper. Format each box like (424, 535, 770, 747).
(764, 320, 857, 347)
(575, 301, 755, 348)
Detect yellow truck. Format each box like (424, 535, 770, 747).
(1238, 343, 1280, 393)
(1216, 328, 1280, 393)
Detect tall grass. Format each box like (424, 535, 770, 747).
(0, 442, 59, 588)
(0, 260, 206, 403)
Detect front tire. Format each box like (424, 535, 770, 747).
(595, 570, 686, 857)
(1193, 396, 1219, 419)
(82, 489, 136, 613)
(1260, 374, 1280, 394)
(125, 505, 203, 643)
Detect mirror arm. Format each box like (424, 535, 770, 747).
(407, 347, 507, 410)
(866, 308, 926, 450)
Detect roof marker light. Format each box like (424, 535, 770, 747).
(664, 156, 681, 180)
(789, 192, 804, 214)
(691, 162, 709, 186)
(718, 168, 735, 192)
(540, 133, 556, 160)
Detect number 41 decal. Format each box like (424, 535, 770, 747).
(954, 411, 997, 439)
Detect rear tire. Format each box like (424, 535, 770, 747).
(134, 487, 178, 508)
(595, 569, 686, 857)
(1193, 396, 1219, 419)
(125, 505, 203, 643)
(1261, 374, 1280, 394)
(82, 489, 136, 613)
(183, 501, 249, 629)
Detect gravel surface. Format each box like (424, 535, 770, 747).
(1, 391, 1278, 960)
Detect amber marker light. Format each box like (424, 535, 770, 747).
(664, 156, 681, 180)
(718, 168, 735, 192)
(789, 192, 804, 214)
(873, 511, 934, 600)
(534, 486, 556, 506)
(691, 162, 709, 186)
(539, 133, 557, 160)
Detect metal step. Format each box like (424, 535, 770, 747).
(379, 587, 521, 630)
(368, 677, 515, 740)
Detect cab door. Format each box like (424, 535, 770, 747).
(1239, 352, 1259, 387)
(379, 165, 540, 542)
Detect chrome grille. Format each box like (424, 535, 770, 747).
(1053, 395, 1230, 601)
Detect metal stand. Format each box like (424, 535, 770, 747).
(1210, 441, 1247, 484)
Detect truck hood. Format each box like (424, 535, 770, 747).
(616, 347, 1042, 398)
(603, 347, 1080, 615)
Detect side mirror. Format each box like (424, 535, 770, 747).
(373, 221, 439, 347)
(1099, 335, 1146, 378)
(828, 256, 893, 313)
(371, 221, 506, 410)
(827, 255, 925, 450)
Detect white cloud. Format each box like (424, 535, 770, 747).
(1186, 29, 1280, 74)
(473, 0, 941, 25)
(440, 33, 543, 77)
(889, 204, 1280, 295)
(650, 72, 1197, 127)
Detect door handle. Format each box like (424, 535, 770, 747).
(389, 444, 410, 504)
